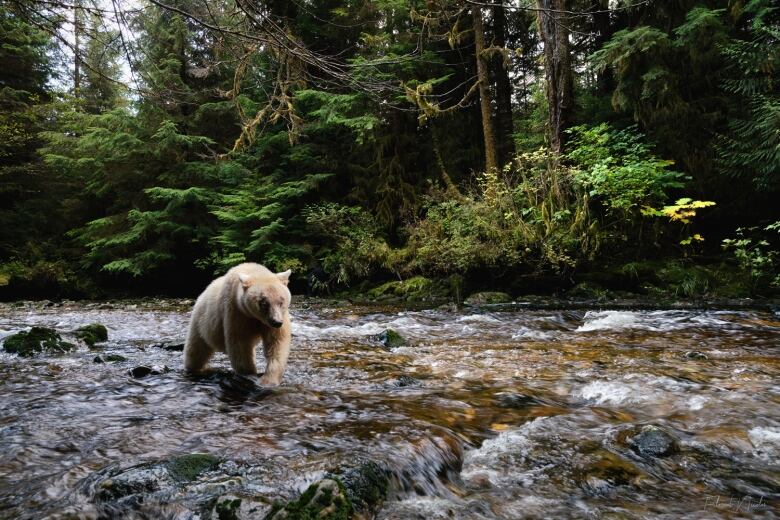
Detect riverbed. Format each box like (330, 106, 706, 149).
(1, 299, 778, 519)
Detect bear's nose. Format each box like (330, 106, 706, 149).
(269, 319, 283, 328)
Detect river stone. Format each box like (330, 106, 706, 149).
(496, 392, 543, 408)
(98, 454, 220, 501)
(94, 354, 128, 363)
(167, 453, 221, 482)
(628, 425, 679, 458)
(75, 323, 108, 346)
(464, 292, 512, 305)
(266, 478, 351, 520)
(2, 327, 76, 357)
(334, 461, 390, 515)
(129, 365, 170, 378)
(371, 329, 406, 350)
(684, 350, 708, 360)
(98, 465, 175, 500)
(211, 494, 272, 520)
(151, 341, 185, 352)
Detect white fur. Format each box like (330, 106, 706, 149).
(183, 263, 292, 385)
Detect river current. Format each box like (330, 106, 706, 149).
(0, 299, 778, 519)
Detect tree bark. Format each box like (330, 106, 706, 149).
(473, 6, 499, 173)
(73, 1, 81, 95)
(536, 0, 574, 153)
(493, 0, 515, 167)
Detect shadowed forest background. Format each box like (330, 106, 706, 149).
(1, 0, 778, 300)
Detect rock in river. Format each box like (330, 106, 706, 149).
(371, 329, 406, 350)
(627, 425, 679, 458)
(75, 323, 109, 347)
(464, 292, 512, 305)
(98, 453, 221, 501)
(2, 327, 76, 357)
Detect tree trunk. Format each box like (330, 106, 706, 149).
(493, 0, 515, 167)
(473, 6, 499, 173)
(536, 0, 574, 153)
(73, 1, 81, 95)
(590, 0, 613, 96)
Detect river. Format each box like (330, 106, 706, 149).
(0, 299, 778, 519)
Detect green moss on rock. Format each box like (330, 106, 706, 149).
(75, 323, 108, 346)
(336, 461, 389, 515)
(166, 453, 220, 482)
(2, 327, 76, 357)
(265, 478, 352, 520)
(464, 291, 512, 305)
(216, 497, 243, 520)
(366, 276, 448, 302)
(372, 329, 406, 350)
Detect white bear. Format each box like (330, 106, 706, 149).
(184, 263, 292, 385)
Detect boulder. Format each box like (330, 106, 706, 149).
(627, 425, 679, 458)
(2, 327, 76, 357)
(75, 323, 108, 346)
(371, 329, 406, 350)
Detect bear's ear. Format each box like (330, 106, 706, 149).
(276, 269, 291, 286)
(238, 273, 253, 289)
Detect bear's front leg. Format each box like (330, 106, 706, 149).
(225, 324, 259, 375)
(259, 319, 291, 386)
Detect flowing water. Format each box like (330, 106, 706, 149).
(1, 299, 779, 519)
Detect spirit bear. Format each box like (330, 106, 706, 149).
(184, 263, 292, 385)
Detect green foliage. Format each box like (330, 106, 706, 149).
(722, 221, 780, 291)
(716, 1, 780, 190)
(304, 203, 392, 287)
(567, 124, 687, 213)
(402, 149, 596, 275)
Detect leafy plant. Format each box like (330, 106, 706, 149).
(722, 221, 780, 292)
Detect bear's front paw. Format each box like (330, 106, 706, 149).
(259, 374, 280, 386)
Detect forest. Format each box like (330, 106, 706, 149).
(1, 0, 778, 300)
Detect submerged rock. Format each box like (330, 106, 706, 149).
(2, 327, 76, 357)
(93, 354, 128, 363)
(151, 341, 185, 352)
(684, 351, 708, 360)
(98, 453, 220, 501)
(98, 465, 175, 500)
(496, 392, 543, 408)
(75, 323, 108, 346)
(390, 375, 421, 388)
(167, 453, 221, 482)
(129, 365, 170, 378)
(464, 292, 512, 305)
(371, 329, 406, 350)
(627, 425, 679, 458)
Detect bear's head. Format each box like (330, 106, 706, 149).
(238, 270, 291, 328)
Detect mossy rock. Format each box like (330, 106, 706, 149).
(371, 329, 406, 350)
(75, 323, 108, 346)
(464, 291, 512, 305)
(2, 327, 76, 357)
(215, 497, 243, 520)
(166, 453, 221, 482)
(266, 478, 352, 520)
(366, 276, 448, 302)
(335, 461, 389, 515)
